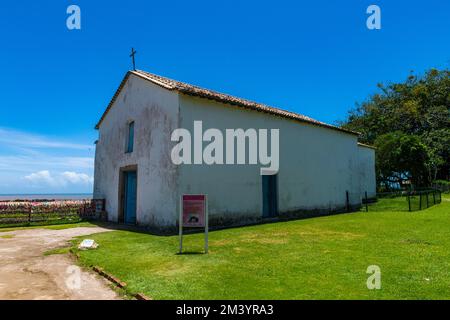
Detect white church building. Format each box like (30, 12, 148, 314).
(93, 70, 376, 232)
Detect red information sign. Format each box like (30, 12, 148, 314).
(179, 194, 208, 253)
(182, 195, 206, 227)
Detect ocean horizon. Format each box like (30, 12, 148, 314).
(0, 193, 93, 201)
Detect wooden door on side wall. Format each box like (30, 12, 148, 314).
(123, 170, 137, 224)
(262, 174, 278, 218)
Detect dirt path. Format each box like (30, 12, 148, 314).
(0, 227, 120, 300)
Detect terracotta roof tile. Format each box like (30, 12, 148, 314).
(95, 70, 359, 136)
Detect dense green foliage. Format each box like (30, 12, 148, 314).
(341, 69, 450, 188)
(433, 180, 450, 193)
(374, 132, 430, 187)
(73, 196, 450, 299)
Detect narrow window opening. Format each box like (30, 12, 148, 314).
(126, 121, 134, 153)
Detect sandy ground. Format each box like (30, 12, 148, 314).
(0, 227, 120, 300)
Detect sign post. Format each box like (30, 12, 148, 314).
(205, 197, 208, 253)
(179, 194, 208, 254)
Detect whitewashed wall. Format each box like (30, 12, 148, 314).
(178, 95, 361, 222)
(94, 75, 376, 230)
(93, 75, 179, 227)
(357, 145, 376, 198)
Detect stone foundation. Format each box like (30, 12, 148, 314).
(100, 203, 362, 235)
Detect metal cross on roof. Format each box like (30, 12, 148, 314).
(129, 48, 137, 71)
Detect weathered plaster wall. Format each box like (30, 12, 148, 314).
(178, 94, 361, 223)
(94, 76, 376, 230)
(357, 145, 376, 198)
(93, 75, 179, 228)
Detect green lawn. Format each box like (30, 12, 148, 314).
(364, 196, 410, 212)
(365, 194, 442, 212)
(73, 195, 450, 300)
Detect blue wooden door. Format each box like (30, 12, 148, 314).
(124, 171, 137, 224)
(262, 175, 278, 218)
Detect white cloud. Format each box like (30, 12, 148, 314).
(0, 127, 93, 150)
(0, 155, 94, 173)
(24, 170, 55, 186)
(0, 127, 95, 194)
(61, 171, 94, 185)
(24, 170, 94, 188)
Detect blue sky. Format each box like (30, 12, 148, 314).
(0, 0, 448, 194)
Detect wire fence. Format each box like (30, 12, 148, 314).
(357, 189, 442, 212)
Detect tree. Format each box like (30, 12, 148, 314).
(375, 132, 430, 189)
(340, 68, 450, 187)
(421, 129, 450, 181)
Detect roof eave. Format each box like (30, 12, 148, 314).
(357, 142, 377, 149)
(95, 70, 360, 137)
(179, 90, 359, 136)
(95, 71, 132, 129)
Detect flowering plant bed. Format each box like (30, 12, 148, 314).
(0, 199, 95, 225)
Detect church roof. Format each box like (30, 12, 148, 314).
(95, 70, 359, 136)
(357, 142, 376, 149)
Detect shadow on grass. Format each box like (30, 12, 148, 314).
(176, 251, 206, 255)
